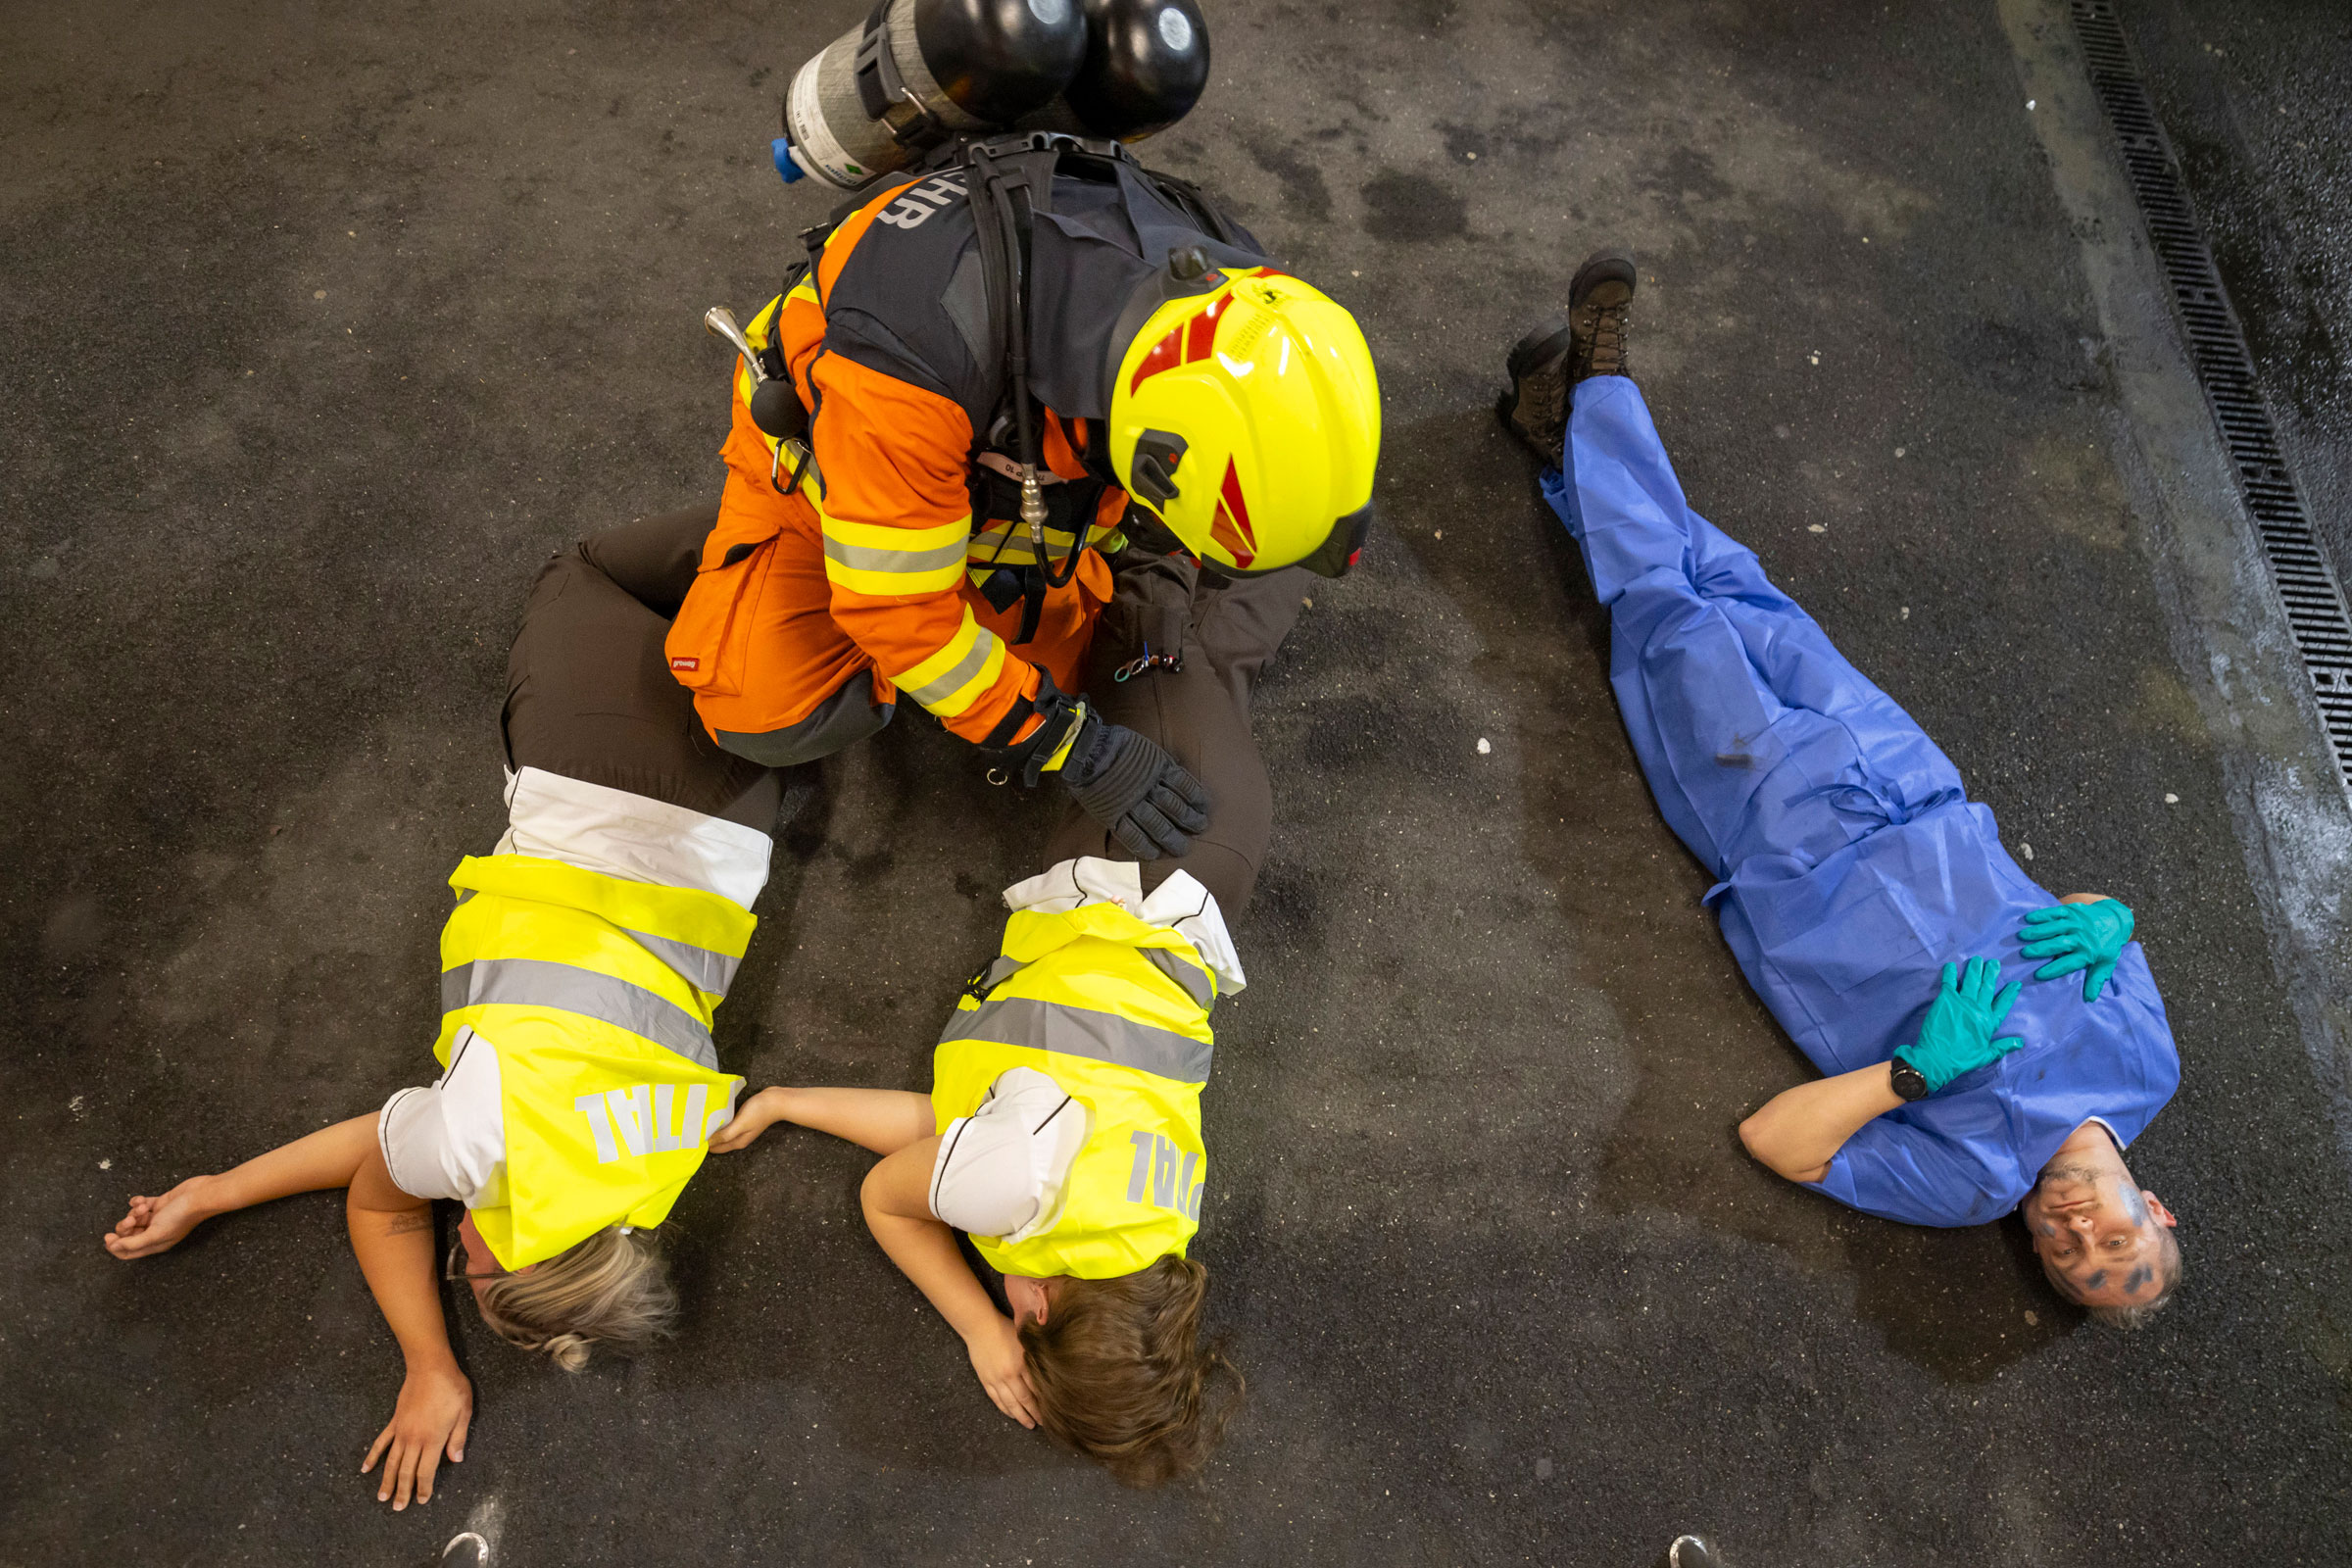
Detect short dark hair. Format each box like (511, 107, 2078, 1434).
(1019, 1253, 1242, 1486)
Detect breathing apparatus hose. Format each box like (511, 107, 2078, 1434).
(968, 143, 1085, 593)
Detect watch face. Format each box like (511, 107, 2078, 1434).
(1889, 1059, 1930, 1101)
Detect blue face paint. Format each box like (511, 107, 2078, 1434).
(2121, 1185, 2149, 1226)
(2124, 1264, 2152, 1297)
(2084, 1269, 2109, 1291)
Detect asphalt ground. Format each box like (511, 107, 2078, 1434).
(2127, 0, 2352, 589)
(4, 1, 2349, 1565)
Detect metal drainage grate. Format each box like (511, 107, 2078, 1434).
(2070, 0, 2352, 793)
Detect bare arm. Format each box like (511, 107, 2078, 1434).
(1739, 1062, 1906, 1185)
(861, 1139, 1039, 1428)
(710, 1085, 937, 1156)
(103, 1112, 378, 1258)
(102, 1110, 471, 1509)
(348, 1141, 471, 1510)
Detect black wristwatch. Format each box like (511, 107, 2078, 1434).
(1887, 1054, 1931, 1102)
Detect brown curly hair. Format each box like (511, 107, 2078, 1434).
(1019, 1254, 1242, 1486)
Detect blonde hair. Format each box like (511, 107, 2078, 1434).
(1019, 1254, 1242, 1486)
(473, 1226, 677, 1372)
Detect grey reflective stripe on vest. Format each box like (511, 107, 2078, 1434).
(939, 996, 1212, 1084)
(441, 959, 719, 1071)
(618, 928, 741, 998)
(1143, 948, 1215, 1011)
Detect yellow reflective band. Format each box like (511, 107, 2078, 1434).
(897, 614, 1005, 716)
(735, 291, 788, 430)
(819, 514, 971, 597)
(966, 513, 1120, 566)
(748, 293, 787, 348)
(1041, 706, 1086, 772)
(735, 292, 812, 472)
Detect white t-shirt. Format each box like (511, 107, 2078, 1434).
(380, 1025, 509, 1207)
(377, 766, 772, 1203)
(926, 857, 1239, 1242)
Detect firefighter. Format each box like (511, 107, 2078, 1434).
(665, 134, 1380, 858)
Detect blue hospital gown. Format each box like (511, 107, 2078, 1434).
(1541, 376, 2180, 1226)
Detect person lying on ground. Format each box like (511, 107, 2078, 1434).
(1499, 253, 2182, 1326)
(712, 551, 1300, 1483)
(102, 509, 783, 1505)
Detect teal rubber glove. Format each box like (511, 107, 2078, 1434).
(1892, 957, 2025, 1093)
(2017, 899, 2135, 1003)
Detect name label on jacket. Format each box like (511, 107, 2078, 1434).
(572, 1083, 727, 1164)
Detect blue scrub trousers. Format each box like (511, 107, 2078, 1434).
(1540, 376, 1964, 882)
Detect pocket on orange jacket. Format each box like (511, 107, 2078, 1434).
(664, 507, 789, 700)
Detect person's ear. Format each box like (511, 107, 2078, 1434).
(2143, 1192, 2177, 1229)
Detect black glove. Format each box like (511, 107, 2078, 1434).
(1056, 711, 1211, 860)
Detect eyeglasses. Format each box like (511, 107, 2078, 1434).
(444, 1237, 511, 1284)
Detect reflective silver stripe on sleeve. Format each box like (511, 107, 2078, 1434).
(619, 928, 741, 998)
(823, 535, 970, 575)
(1143, 948, 1215, 1011)
(441, 959, 719, 1071)
(901, 627, 1002, 709)
(937, 996, 1212, 1084)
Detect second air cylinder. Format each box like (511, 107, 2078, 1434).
(780, 0, 1089, 188)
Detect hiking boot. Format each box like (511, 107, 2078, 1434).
(1567, 248, 1638, 383)
(1497, 313, 1574, 464)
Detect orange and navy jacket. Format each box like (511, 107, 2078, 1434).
(717, 162, 1269, 748)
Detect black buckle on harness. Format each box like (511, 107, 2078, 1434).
(978, 565, 1025, 614)
(961, 953, 1024, 1004)
(854, 0, 947, 149)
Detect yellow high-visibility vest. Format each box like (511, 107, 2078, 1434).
(436, 854, 752, 1269)
(931, 900, 1217, 1280)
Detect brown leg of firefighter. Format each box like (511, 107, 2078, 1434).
(506, 504, 780, 830)
(1039, 553, 1305, 921)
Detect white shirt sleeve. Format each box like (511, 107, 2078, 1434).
(928, 1067, 1092, 1243)
(377, 1026, 510, 1208)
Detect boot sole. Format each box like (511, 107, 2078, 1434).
(1569, 248, 1639, 313)
(1506, 314, 1575, 381)
(1499, 313, 1574, 458)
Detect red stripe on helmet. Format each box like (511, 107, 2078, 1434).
(1209, 458, 1257, 568)
(1128, 323, 1187, 396)
(1185, 292, 1231, 363)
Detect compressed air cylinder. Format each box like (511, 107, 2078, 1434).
(781, 0, 1089, 188)
(1061, 0, 1209, 142)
